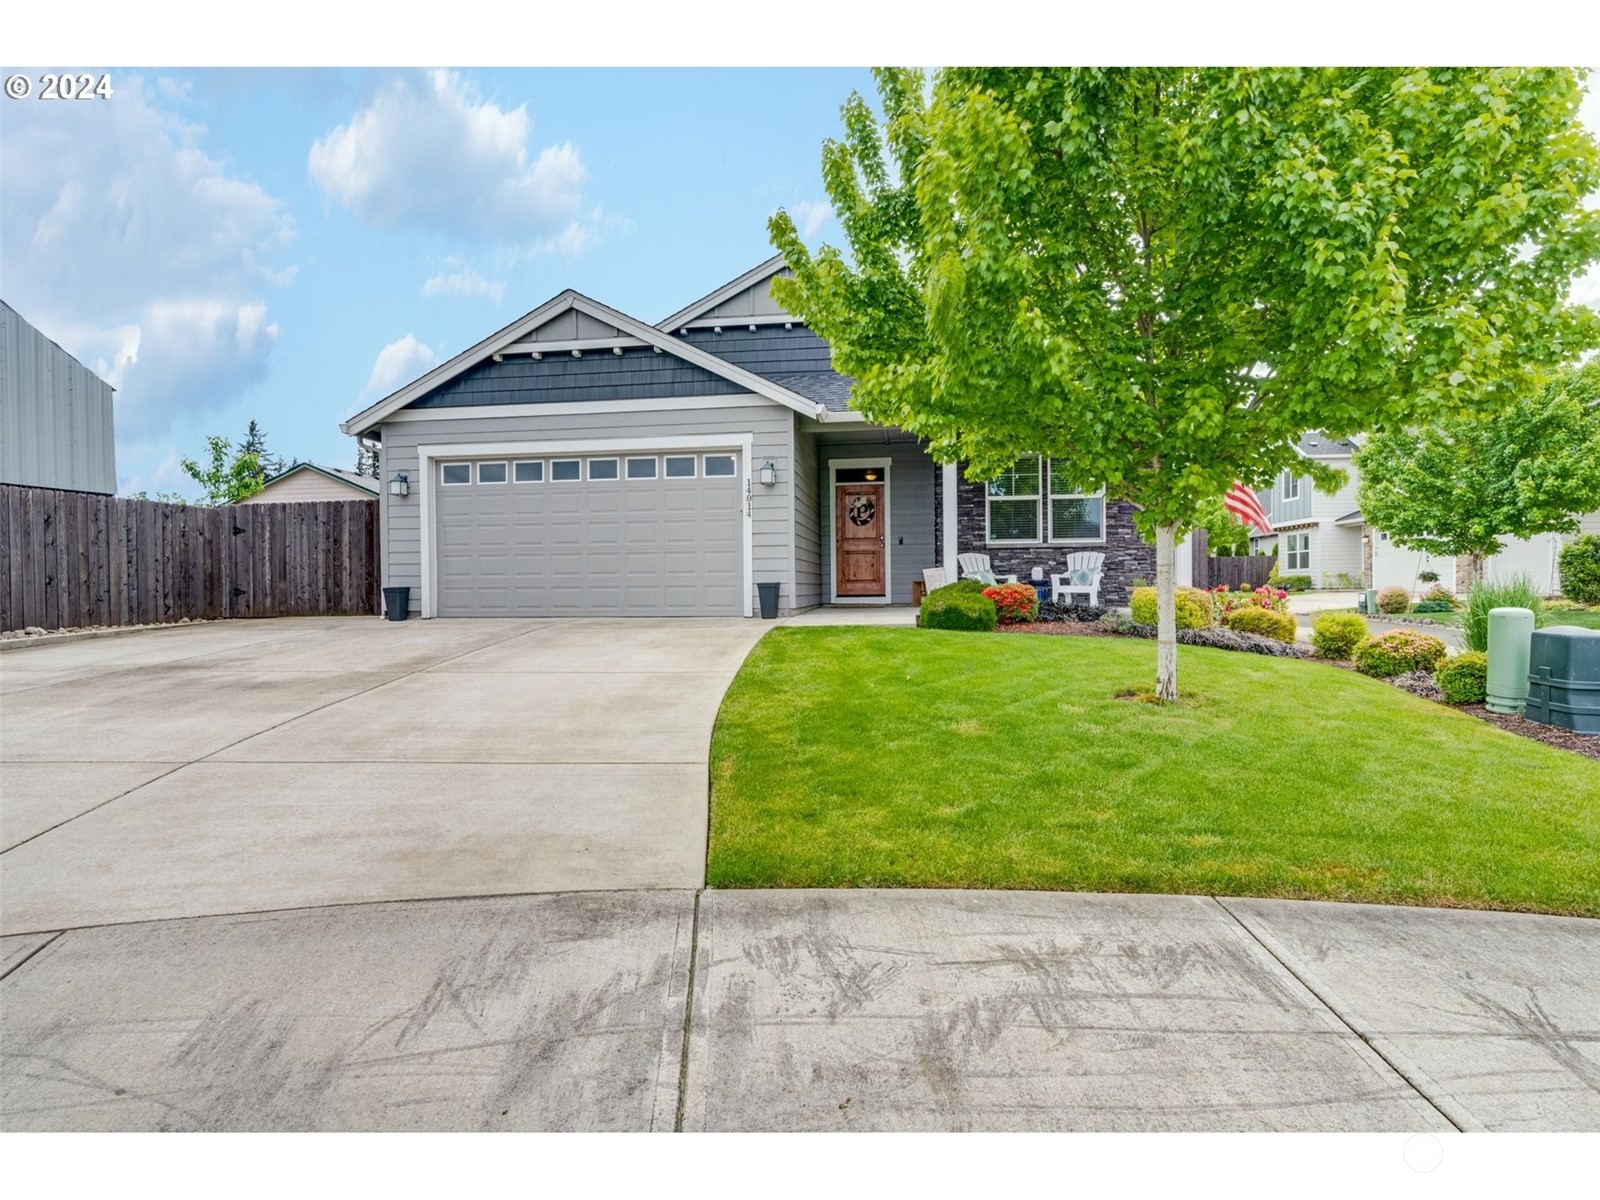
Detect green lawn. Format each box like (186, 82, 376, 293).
(708, 628, 1600, 916)
(1415, 608, 1600, 629)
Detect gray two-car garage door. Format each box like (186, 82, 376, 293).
(435, 451, 744, 617)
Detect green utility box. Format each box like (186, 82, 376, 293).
(1525, 627, 1600, 735)
(1486, 607, 1535, 714)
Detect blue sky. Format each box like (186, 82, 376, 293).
(3, 59, 1597, 499)
(0, 67, 877, 496)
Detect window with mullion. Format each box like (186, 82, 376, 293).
(986, 455, 1040, 542)
(1046, 459, 1104, 541)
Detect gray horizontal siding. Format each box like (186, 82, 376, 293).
(378, 401, 796, 615)
(676, 325, 832, 374)
(0, 301, 117, 495)
(792, 420, 822, 609)
(407, 345, 745, 409)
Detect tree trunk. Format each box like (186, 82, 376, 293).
(1155, 522, 1178, 701)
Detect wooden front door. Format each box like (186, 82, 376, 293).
(835, 483, 885, 597)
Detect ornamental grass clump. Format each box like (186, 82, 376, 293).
(1312, 611, 1368, 659)
(1436, 651, 1489, 705)
(982, 581, 1040, 624)
(1130, 586, 1216, 630)
(1462, 574, 1544, 652)
(1353, 629, 1449, 678)
(1222, 605, 1298, 643)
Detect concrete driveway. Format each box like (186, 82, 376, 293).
(0, 616, 765, 933)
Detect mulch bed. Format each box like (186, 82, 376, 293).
(998, 618, 1600, 762)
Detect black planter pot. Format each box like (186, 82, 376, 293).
(383, 586, 411, 621)
(757, 582, 780, 620)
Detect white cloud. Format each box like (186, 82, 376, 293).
(792, 199, 833, 238)
(530, 208, 635, 259)
(362, 335, 440, 402)
(421, 259, 506, 303)
(0, 75, 293, 442)
(310, 70, 588, 242)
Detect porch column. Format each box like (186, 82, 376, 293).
(941, 462, 958, 569)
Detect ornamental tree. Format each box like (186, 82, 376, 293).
(770, 68, 1600, 698)
(1355, 358, 1600, 584)
(181, 435, 266, 506)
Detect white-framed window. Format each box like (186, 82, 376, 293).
(704, 454, 737, 478)
(1046, 460, 1105, 542)
(986, 456, 1041, 543)
(476, 461, 508, 484)
(513, 461, 543, 483)
(1286, 531, 1311, 571)
(626, 456, 658, 480)
(664, 455, 697, 479)
(440, 462, 471, 485)
(550, 459, 581, 482)
(588, 458, 620, 480)
(1281, 472, 1301, 502)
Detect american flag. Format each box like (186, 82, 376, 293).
(1223, 481, 1273, 534)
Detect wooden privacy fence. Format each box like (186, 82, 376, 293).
(1204, 554, 1274, 591)
(0, 485, 379, 632)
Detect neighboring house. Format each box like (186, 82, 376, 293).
(239, 463, 379, 504)
(0, 300, 117, 495)
(1249, 432, 1596, 594)
(340, 256, 1154, 618)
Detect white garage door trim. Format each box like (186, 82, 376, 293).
(417, 434, 755, 618)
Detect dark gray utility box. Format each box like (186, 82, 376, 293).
(1524, 626, 1600, 735)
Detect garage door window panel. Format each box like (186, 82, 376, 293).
(626, 457, 659, 480)
(514, 461, 543, 483)
(588, 458, 620, 480)
(551, 459, 581, 482)
(665, 456, 697, 479)
(704, 454, 737, 478)
(441, 463, 471, 485)
(476, 461, 508, 484)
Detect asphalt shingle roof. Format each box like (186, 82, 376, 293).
(761, 370, 857, 411)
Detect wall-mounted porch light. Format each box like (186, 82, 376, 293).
(389, 473, 410, 498)
(759, 460, 777, 487)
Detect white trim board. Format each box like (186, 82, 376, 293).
(825, 457, 893, 605)
(415, 433, 755, 620)
(385, 394, 766, 423)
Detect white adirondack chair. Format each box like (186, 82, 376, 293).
(1051, 552, 1106, 607)
(956, 553, 1019, 585)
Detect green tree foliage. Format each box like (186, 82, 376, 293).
(1356, 359, 1600, 581)
(1193, 496, 1251, 557)
(769, 68, 1600, 698)
(355, 440, 381, 478)
(182, 435, 266, 506)
(239, 420, 284, 483)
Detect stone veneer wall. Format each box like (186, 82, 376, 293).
(954, 475, 1154, 606)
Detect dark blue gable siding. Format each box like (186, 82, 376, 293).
(677, 325, 832, 374)
(405, 345, 747, 409)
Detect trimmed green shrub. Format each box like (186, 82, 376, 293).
(1436, 651, 1489, 705)
(1222, 605, 1298, 642)
(1353, 629, 1449, 678)
(1312, 611, 1368, 659)
(938, 578, 995, 597)
(1278, 574, 1312, 592)
(920, 588, 997, 632)
(1376, 585, 1411, 614)
(1129, 586, 1216, 629)
(1559, 534, 1600, 606)
(1411, 599, 1455, 613)
(1419, 584, 1459, 607)
(1462, 574, 1543, 652)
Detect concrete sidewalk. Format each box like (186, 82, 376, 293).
(3, 890, 1594, 1132)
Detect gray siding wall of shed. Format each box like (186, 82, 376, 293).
(817, 437, 936, 606)
(0, 301, 117, 494)
(377, 400, 797, 615)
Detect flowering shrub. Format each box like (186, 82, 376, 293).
(1353, 629, 1448, 677)
(1376, 585, 1411, 614)
(982, 581, 1040, 624)
(1212, 584, 1289, 615)
(1418, 584, 1459, 607)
